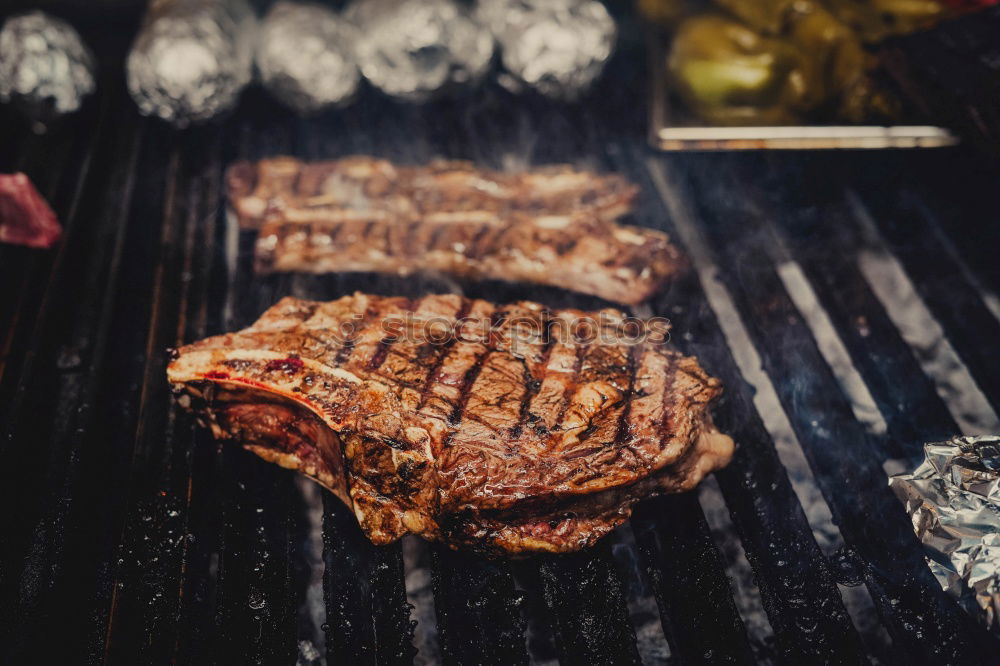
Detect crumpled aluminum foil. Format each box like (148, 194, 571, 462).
(126, 0, 256, 127)
(256, 1, 360, 114)
(347, 0, 494, 102)
(0, 11, 95, 128)
(477, 0, 616, 101)
(890, 435, 1000, 631)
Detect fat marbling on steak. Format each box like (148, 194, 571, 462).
(167, 293, 733, 555)
(226, 156, 639, 229)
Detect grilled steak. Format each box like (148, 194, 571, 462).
(167, 293, 733, 555)
(227, 156, 639, 229)
(231, 156, 685, 304)
(255, 212, 685, 306)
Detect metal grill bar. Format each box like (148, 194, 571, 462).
(534, 546, 641, 664)
(67, 120, 188, 661)
(102, 122, 226, 663)
(727, 154, 960, 452)
(588, 109, 776, 666)
(322, 493, 415, 665)
(848, 169, 1000, 416)
(198, 112, 304, 664)
(632, 494, 756, 665)
(615, 142, 869, 664)
(430, 547, 529, 665)
(103, 132, 203, 663)
(215, 449, 299, 663)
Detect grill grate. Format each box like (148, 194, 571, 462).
(2, 14, 1000, 666)
(652, 152, 993, 664)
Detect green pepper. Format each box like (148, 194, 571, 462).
(785, 3, 867, 107)
(788, 2, 901, 121)
(667, 14, 814, 124)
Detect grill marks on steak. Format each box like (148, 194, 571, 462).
(231, 156, 684, 305)
(227, 156, 639, 229)
(168, 293, 733, 554)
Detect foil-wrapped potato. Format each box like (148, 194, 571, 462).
(0, 11, 96, 128)
(256, 1, 360, 114)
(126, 0, 256, 127)
(477, 0, 617, 101)
(890, 436, 1000, 632)
(348, 0, 493, 102)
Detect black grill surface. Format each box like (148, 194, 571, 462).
(2, 12, 1000, 666)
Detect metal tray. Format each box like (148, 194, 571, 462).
(647, 32, 959, 151)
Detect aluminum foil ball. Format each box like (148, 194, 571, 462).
(477, 0, 616, 101)
(890, 436, 1000, 631)
(347, 0, 494, 102)
(257, 1, 360, 114)
(0, 11, 96, 127)
(126, 0, 256, 127)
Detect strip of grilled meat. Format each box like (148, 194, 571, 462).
(227, 156, 639, 229)
(255, 212, 685, 306)
(167, 293, 733, 555)
(230, 156, 684, 304)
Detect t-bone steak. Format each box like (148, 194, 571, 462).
(167, 293, 733, 555)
